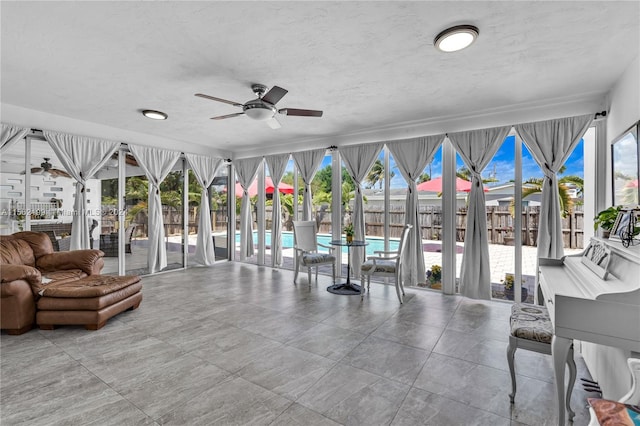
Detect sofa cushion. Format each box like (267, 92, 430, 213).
(0, 238, 36, 266)
(29, 270, 88, 297)
(0, 264, 41, 286)
(38, 275, 141, 298)
(37, 250, 105, 275)
(11, 231, 54, 259)
(37, 281, 142, 310)
(43, 270, 87, 283)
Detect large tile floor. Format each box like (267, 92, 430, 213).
(1, 262, 594, 425)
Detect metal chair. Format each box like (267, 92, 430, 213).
(292, 221, 337, 286)
(360, 223, 412, 303)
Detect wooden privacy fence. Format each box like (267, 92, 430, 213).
(303, 205, 583, 249)
(362, 205, 584, 249)
(107, 204, 584, 249)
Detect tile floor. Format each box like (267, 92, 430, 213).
(0, 262, 594, 425)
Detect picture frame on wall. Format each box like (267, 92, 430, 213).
(610, 208, 640, 241)
(611, 120, 639, 206)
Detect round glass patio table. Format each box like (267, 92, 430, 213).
(327, 240, 368, 295)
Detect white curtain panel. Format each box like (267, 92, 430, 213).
(292, 148, 325, 220)
(340, 143, 383, 275)
(1, 123, 29, 154)
(387, 135, 444, 286)
(185, 154, 223, 266)
(44, 131, 120, 250)
(265, 153, 290, 267)
(516, 114, 593, 260)
(448, 126, 511, 300)
(129, 145, 181, 273)
(235, 157, 263, 260)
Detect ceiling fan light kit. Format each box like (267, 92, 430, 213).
(434, 25, 479, 52)
(195, 83, 323, 128)
(244, 99, 277, 121)
(142, 109, 168, 120)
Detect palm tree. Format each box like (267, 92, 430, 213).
(366, 159, 395, 189)
(456, 166, 498, 184)
(366, 160, 383, 188)
(521, 174, 584, 218)
(418, 173, 430, 183)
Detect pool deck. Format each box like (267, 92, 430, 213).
(109, 233, 582, 292)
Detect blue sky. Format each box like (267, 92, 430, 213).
(299, 135, 584, 189)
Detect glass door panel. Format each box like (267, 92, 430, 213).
(124, 171, 149, 275)
(162, 164, 184, 271)
(98, 168, 119, 275)
(0, 136, 26, 235)
(211, 168, 229, 260)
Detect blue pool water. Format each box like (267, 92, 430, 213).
(236, 231, 399, 256)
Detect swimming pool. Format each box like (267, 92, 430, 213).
(236, 231, 399, 255)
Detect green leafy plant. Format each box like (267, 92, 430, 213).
(343, 223, 354, 237)
(427, 264, 441, 284)
(594, 205, 623, 232)
(501, 273, 524, 290)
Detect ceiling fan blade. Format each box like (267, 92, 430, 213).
(125, 153, 139, 167)
(50, 169, 71, 178)
(195, 93, 243, 108)
(261, 86, 288, 105)
(266, 116, 281, 129)
(20, 167, 42, 175)
(278, 108, 323, 117)
(211, 112, 245, 120)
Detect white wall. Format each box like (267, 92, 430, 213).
(606, 55, 640, 205)
(607, 55, 640, 142)
(582, 54, 640, 400)
(0, 172, 100, 236)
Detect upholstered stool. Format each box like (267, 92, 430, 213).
(36, 275, 142, 330)
(507, 303, 577, 421)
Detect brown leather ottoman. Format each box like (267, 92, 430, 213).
(36, 275, 142, 330)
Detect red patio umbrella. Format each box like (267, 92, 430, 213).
(416, 176, 488, 193)
(232, 176, 295, 197)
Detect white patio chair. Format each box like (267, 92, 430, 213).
(360, 224, 412, 303)
(292, 221, 337, 285)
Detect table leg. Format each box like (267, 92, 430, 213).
(327, 244, 361, 294)
(552, 335, 572, 426)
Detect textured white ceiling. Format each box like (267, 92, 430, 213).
(1, 1, 638, 158)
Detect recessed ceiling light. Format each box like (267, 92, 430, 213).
(434, 25, 479, 52)
(142, 109, 168, 120)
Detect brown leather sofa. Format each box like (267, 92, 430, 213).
(1, 231, 141, 334)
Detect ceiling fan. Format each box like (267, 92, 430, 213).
(195, 83, 323, 129)
(22, 158, 71, 178)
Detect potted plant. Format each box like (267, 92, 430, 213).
(594, 205, 623, 238)
(502, 273, 528, 301)
(343, 223, 354, 243)
(426, 264, 442, 289)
